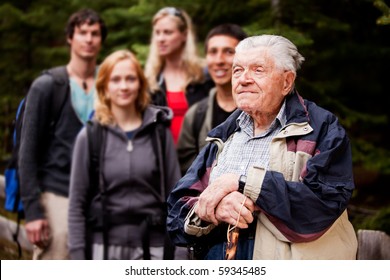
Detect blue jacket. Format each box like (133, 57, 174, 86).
(167, 90, 356, 259)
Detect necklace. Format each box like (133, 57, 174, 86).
(82, 81, 88, 91)
(68, 64, 93, 91)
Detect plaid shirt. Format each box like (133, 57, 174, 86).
(209, 101, 286, 183)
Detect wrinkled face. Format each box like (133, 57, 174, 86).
(153, 16, 186, 57)
(232, 47, 293, 116)
(67, 23, 102, 60)
(107, 59, 140, 111)
(206, 35, 239, 87)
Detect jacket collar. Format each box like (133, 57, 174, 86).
(107, 105, 172, 137)
(284, 89, 310, 124)
(208, 89, 310, 140)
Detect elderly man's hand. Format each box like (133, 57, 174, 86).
(195, 173, 239, 225)
(215, 191, 255, 229)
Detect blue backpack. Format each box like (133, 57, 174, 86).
(4, 66, 68, 215)
(4, 98, 26, 213)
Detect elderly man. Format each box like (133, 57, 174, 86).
(167, 34, 358, 260)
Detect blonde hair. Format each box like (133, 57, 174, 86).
(95, 50, 150, 125)
(144, 7, 205, 92)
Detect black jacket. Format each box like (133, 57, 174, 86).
(19, 68, 83, 222)
(150, 73, 214, 107)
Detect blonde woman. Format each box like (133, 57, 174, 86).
(145, 7, 214, 143)
(68, 50, 180, 260)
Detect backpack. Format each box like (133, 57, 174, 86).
(85, 120, 174, 260)
(192, 98, 208, 154)
(4, 66, 68, 256)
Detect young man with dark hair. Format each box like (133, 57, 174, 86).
(19, 8, 107, 259)
(177, 24, 247, 174)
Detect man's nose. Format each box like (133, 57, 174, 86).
(239, 69, 253, 84)
(85, 33, 93, 42)
(215, 52, 225, 64)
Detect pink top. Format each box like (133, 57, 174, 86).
(166, 90, 188, 144)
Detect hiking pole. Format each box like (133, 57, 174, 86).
(225, 226, 240, 260)
(224, 196, 247, 260)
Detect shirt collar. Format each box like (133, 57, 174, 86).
(236, 99, 287, 136)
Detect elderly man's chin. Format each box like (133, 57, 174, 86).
(235, 94, 252, 108)
(237, 101, 254, 112)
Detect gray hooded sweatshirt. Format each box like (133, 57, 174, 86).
(68, 105, 180, 259)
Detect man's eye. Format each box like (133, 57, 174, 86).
(255, 67, 264, 73)
(233, 68, 243, 74)
(92, 31, 101, 37)
(226, 49, 235, 55)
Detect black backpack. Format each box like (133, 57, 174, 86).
(192, 98, 208, 154)
(4, 66, 69, 257)
(85, 120, 174, 260)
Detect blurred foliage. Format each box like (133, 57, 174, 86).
(374, 0, 390, 24)
(359, 207, 390, 235)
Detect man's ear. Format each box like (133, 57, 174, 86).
(282, 71, 295, 96)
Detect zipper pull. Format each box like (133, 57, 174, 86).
(127, 140, 133, 152)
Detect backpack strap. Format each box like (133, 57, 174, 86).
(86, 121, 108, 259)
(192, 98, 208, 154)
(87, 121, 104, 194)
(44, 66, 69, 129)
(151, 122, 176, 260)
(152, 123, 167, 201)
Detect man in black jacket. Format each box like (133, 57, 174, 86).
(19, 8, 107, 259)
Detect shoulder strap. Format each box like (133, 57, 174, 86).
(152, 122, 176, 260)
(46, 65, 68, 82)
(152, 123, 167, 201)
(192, 98, 208, 154)
(85, 121, 99, 260)
(44, 66, 69, 128)
(86, 121, 106, 199)
(86, 121, 109, 259)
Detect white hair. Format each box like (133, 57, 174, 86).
(235, 35, 305, 74)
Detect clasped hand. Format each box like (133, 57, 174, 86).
(195, 173, 255, 228)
